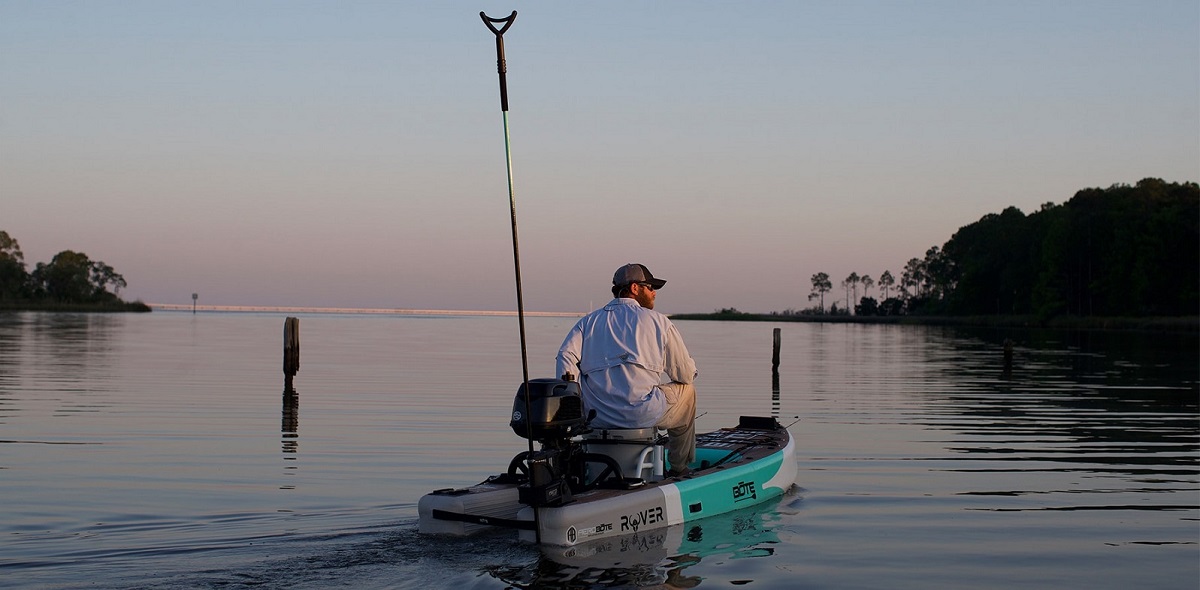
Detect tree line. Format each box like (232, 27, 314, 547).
(0, 230, 147, 310)
(800, 178, 1197, 318)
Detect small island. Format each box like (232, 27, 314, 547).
(0, 230, 149, 312)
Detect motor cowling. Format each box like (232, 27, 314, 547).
(510, 378, 586, 443)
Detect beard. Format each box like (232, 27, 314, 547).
(635, 291, 655, 310)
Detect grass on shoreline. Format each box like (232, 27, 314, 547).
(0, 300, 152, 313)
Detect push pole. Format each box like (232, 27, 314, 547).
(480, 10, 540, 544)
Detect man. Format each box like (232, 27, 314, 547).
(556, 263, 699, 476)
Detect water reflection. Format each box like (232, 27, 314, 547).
(0, 313, 22, 421)
(771, 327, 781, 418)
(282, 389, 299, 436)
(0, 311, 122, 364)
(32, 312, 121, 360)
(486, 491, 796, 589)
(2, 314, 1194, 589)
(910, 327, 1199, 512)
(0, 312, 122, 420)
(771, 370, 780, 419)
(281, 389, 299, 490)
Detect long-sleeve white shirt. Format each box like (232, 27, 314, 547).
(555, 298, 697, 429)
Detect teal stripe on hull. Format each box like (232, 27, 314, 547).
(525, 434, 797, 545)
(673, 435, 793, 524)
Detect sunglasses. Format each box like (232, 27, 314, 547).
(637, 282, 657, 292)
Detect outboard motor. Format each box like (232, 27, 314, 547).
(508, 378, 588, 507)
(509, 378, 587, 444)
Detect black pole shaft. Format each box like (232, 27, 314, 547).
(494, 36, 509, 112)
(504, 109, 532, 403)
(481, 9, 540, 544)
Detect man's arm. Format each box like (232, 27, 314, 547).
(661, 321, 697, 384)
(556, 323, 583, 379)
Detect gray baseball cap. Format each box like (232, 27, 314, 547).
(612, 263, 666, 290)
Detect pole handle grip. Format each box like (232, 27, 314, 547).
(480, 11, 517, 111)
(480, 10, 517, 37)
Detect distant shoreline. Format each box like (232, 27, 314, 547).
(146, 303, 584, 317)
(0, 301, 151, 313)
(668, 312, 1200, 333)
(5, 303, 1194, 333)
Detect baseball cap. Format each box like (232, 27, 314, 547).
(612, 263, 666, 290)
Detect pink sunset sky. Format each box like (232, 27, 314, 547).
(3, 1, 1197, 314)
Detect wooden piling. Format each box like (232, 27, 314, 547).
(772, 328, 781, 370)
(283, 317, 300, 392)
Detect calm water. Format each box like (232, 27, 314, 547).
(1, 311, 1196, 589)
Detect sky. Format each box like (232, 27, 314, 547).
(2, 1, 1197, 314)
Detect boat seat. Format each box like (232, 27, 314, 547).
(582, 427, 665, 481)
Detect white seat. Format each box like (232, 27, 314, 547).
(582, 427, 664, 480)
